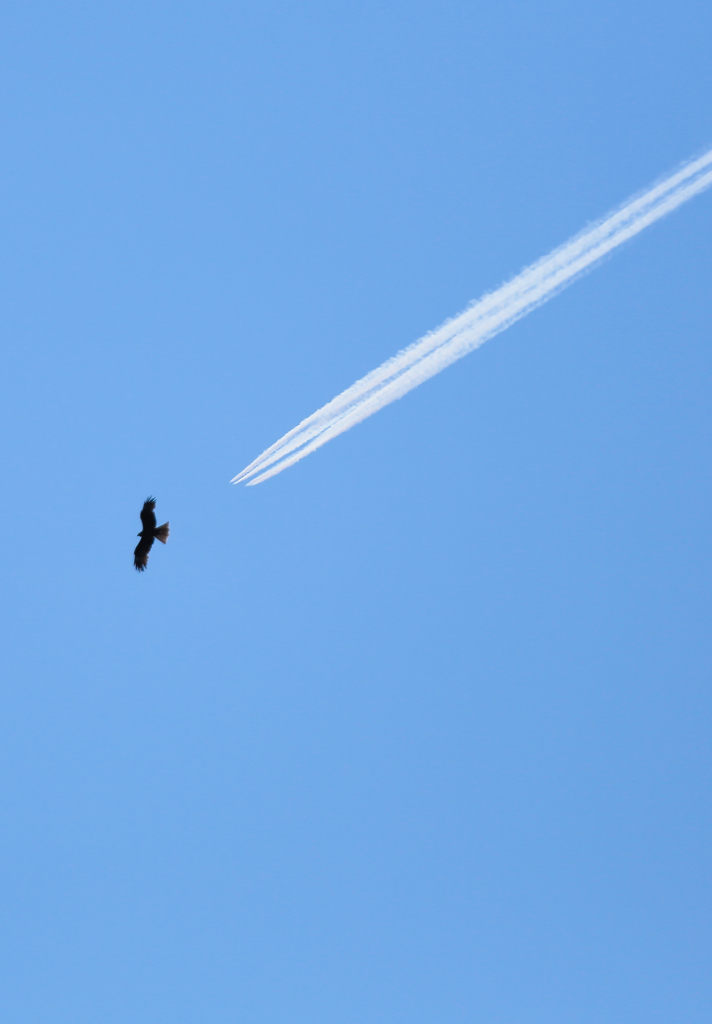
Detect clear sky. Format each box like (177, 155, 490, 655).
(1, 2, 710, 1022)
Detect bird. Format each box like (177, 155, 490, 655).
(134, 497, 169, 571)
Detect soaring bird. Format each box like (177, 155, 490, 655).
(134, 497, 169, 571)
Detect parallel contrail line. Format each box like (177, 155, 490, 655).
(233, 148, 712, 486)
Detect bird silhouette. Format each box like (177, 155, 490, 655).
(134, 497, 169, 571)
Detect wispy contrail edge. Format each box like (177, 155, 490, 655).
(234, 148, 712, 486)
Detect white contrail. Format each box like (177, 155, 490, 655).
(234, 148, 712, 486)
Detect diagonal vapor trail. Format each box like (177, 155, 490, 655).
(234, 147, 712, 486)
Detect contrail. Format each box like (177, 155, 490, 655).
(234, 148, 712, 486)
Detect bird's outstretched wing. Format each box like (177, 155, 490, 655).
(134, 535, 154, 571)
(140, 497, 157, 531)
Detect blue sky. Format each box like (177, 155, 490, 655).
(0, 2, 710, 1022)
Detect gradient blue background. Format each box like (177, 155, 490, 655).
(1, 2, 710, 1021)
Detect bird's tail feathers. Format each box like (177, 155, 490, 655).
(155, 522, 169, 543)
